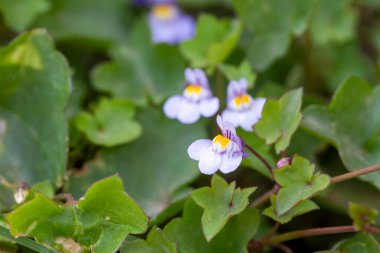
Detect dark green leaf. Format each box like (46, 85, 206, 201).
(333, 233, 380, 253)
(0, 30, 71, 210)
(303, 77, 380, 188)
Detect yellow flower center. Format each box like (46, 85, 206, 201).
(232, 94, 251, 109)
(212, 134, 231, 152)
(152, 4, 176, 20)
(183, 84, 203, 100)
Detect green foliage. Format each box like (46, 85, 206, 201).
(180, 14, 242, 72)
(333, 233, 380, 252)
(75, 98, 142, 147)
(192, 175, 256, 241)
(33, 0, 129, 45)
(303, 77, 380, 188)
(263, 195, 319, 224)
(274, 155, 330, 216)
(0, 30, 71, 209)
(349, 203, 378, 231)
(164, 199, 260, 252)
(7, 176, 148, 253)
(68, 109, 206, 218)
(219, 60, 256, 87)
(92, 19, 186, 105)
(122, 227, 176, 253)
(255, 88, 303, 153)
(0, 0, 50, 32)
(233, 0, 314, 70)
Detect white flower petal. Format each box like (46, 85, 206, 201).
(199, 97, 219, 117)
(188, 139, 212, 160)
(163, 95, 183, 119)
(238, 110, 259, 132)
(177, 100, 200, 124)
(198, 150, 222, 175)
(251, 98, 267, 118)
(185, 68, 196, 84)
(221, 109, 239, 127)
(219, 152, 242, 174)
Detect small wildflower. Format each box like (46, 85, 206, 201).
(163, 68, 219, 124)
(276, 157, 292, 168)
(188, 115, 244, 174)
(221, 78, 266, 131)
(148, 1, 195, 44)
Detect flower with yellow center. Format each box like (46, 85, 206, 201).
(188, 116, 245, 175)
(164, 68, 219, 124)
(222, 79, 266, 132)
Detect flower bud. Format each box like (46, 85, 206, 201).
(14, 182, 29, 204)
(276, 157, 292, 169)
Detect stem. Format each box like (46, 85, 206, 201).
(330, 164, 380, 184)
(53, 193, 77, 205)
(366, 225, 380, 235)
(263, 226, 356, 246)
(249, 185, 279, 208)
(244, 143, 274, 177)
(0, 226, 57, 253)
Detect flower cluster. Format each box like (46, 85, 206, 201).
(188, 116, 245, 174)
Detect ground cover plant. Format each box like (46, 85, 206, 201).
(1, 0, 380, 252)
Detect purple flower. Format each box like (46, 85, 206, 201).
(163, 68, 219, 124)
(221, 79, 266, 132)
(148, 2, 195, 44)
(188, 115, 244, 175)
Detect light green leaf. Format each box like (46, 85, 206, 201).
(33, 0, 129, 45)
(7, 176, 148, 253)
(219, 60, 256, 87)
(234, 0, 314, 70)
(192, 175, 256, 241)
(92, 19, 186, 105)
(274, 155, 330, 216)
(333, 233, 380, 253)
(349, 202, 378, 231)
(0, 0, 50, 32)
(303, 77, 380, 189)
(164, 199, 260, 253)
(67, 109, 206, 218)
(0, 30, 71, 210)
(263, 195, 319, 224)
(122, 227, 176, 253)
(310, 0, 357, 44)
(255, 88, 303, 153)
(75, 98, 142, 147)
(180, 14, 242, 73)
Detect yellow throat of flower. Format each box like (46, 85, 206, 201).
(152, 4, 176, 20)
(212, 134, 231, 151)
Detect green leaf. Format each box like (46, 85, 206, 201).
(274, 155, 330, 216)
(164, 199, 260, 253)
(234, 0, 314, 70)
(349, 202, 378, 231)
(0, 0, 50, 32)
(180, 14, 242, 73)
(191, 175, 256, 241)
(303, 77, 380, 188)
(255, 88, 303, 153)
(263, 195, 319, 224)
(92, 19, 186, 105)
(310, 0, 357, 44)
(7, 176, 148, 253)
(219, 60, 256, 87)
(333, 233, 380, 253)
(122, 227, 176, 253)
(0, 30, 71, 209)
(33, 0, 129, 45)
(74, 98, 142, 147)
(67, 109, 207, 218)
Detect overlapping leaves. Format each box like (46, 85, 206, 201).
(7, 176, 148, 253)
